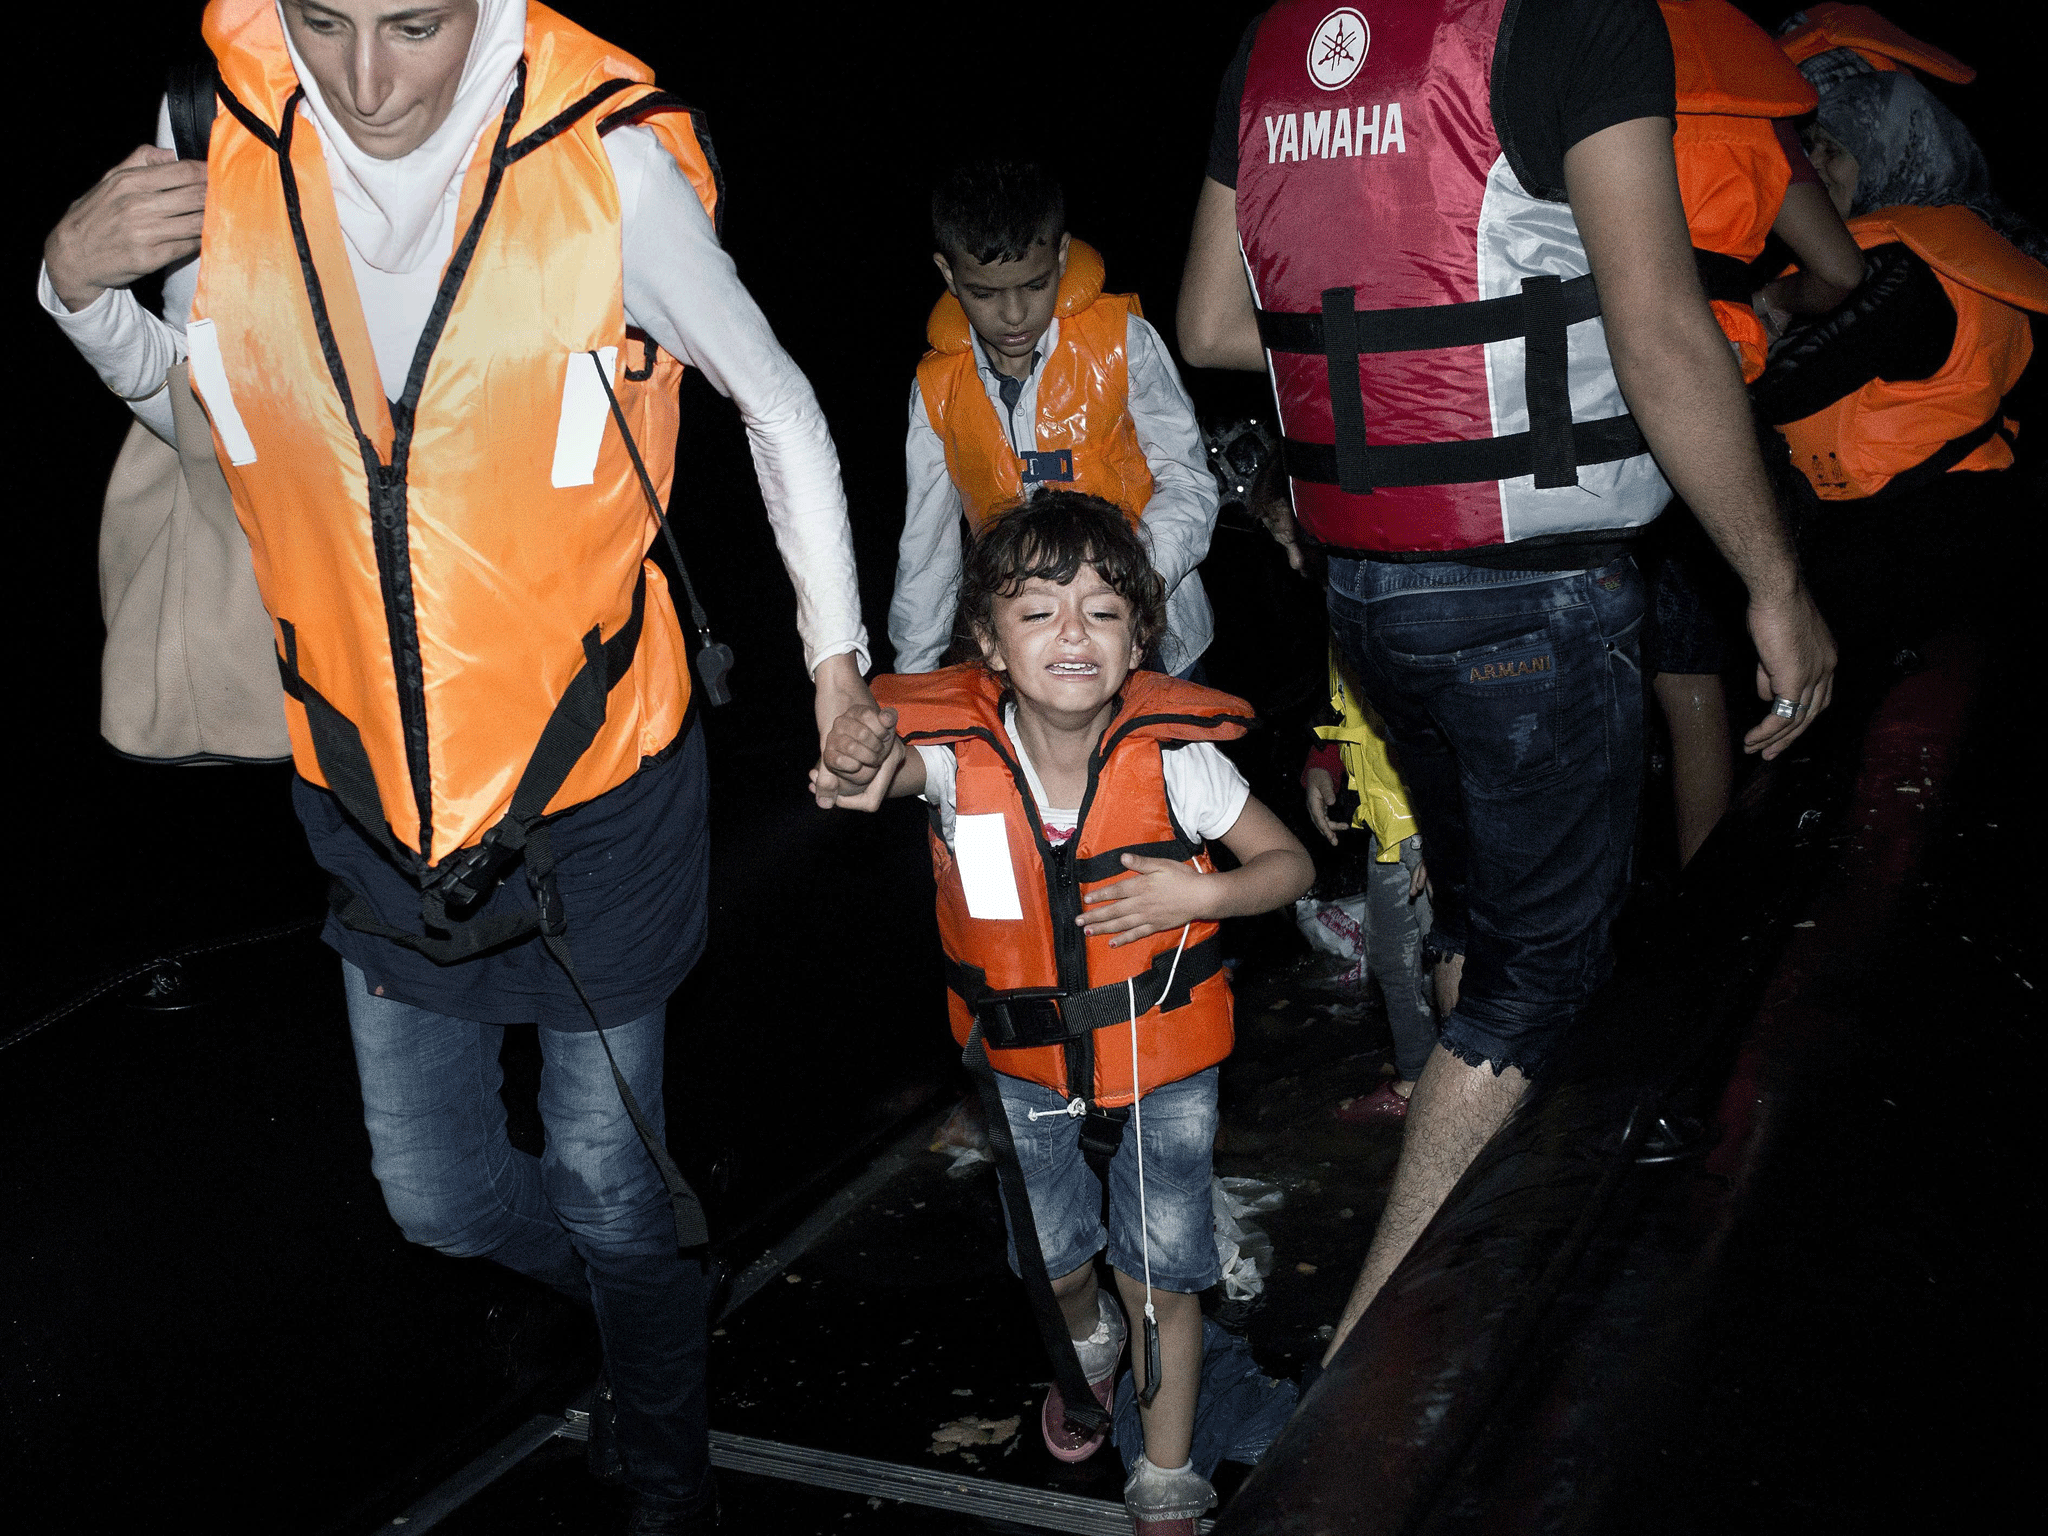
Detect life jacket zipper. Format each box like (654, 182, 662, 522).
(268, 75, 528, 872)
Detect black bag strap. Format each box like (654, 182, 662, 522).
(167, 55, 218, 161)
(961, 1020, 1111, 1435)
(588, 351, 734, 706)
(1262, 272, 1644, 494)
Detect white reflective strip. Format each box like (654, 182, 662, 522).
(183, 319, 257, 465)
(954, 813, 1024, 921)
(550, 346, 619, 488)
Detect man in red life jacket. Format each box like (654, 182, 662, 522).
(1177, 0, 1837, 1361)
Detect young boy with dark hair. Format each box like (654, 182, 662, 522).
(818, 495, 1313, 1534)
(890, 160, 1220, 679)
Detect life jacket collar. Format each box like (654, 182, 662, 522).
(1662, 0, 1817, 117)
(926, 239, 1108, 355)
(1777, 3, 1976, 82)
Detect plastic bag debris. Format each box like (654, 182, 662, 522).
(930, 1415, 1020, 1455)
(1212, 1177, 1282, 1301)
(929, 1097, 993, 1176)
(1294, 894, 1368, 982)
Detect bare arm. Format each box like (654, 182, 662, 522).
(1564, 117, 1835, 756)
(1756, 181, 1867, 328)
(1177, 177, 1266, 371)
(1080, 794, 1314, 946)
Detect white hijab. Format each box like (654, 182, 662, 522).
(276, 0, 527, 275)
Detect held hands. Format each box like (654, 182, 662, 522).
(45, 146, 208, 313)
(1080, 854, 1211, 948)
(1303, 766, 1346, 846)
(1744, 584, 1838, 759)
(809, 703, 905, 811)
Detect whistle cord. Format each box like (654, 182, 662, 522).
(1127, 921, 1192, 1411)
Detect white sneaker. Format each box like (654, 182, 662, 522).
(1124, 1455, 1217, 1533)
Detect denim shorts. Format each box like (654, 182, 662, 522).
(1326, 555, 1645, 1079)
(993, 1067, 1221, 1294)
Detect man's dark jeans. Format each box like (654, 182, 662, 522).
(1326, 554, 1645, 1078)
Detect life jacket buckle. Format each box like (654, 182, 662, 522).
(435, 824, 526, 919)
(1020, 449, 1075, 485)
(977, 991, 1072, 1050)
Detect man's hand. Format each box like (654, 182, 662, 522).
(1079, 854, 1212, 947)
(44, 147, 207, 313)
(1744, 585, 1837, 758)
(1249, 459, 1307, 574)
(809, 702, 905, 810)
(1303, 767, 1347, 846)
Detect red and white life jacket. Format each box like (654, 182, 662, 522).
(1235, 0, 1670, 556)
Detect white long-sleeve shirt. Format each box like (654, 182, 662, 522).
(40, 104, 868, 678)
(890, 312, 1219, 676)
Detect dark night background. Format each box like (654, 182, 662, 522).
(6, 1, 2038, 1529)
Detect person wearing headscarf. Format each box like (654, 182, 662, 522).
(1750, 9, 2048, 654)
(40, 3, 874, 1529)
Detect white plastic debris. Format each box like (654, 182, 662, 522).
(1212, 1177, 1283, 1301)
(930, 1097, 994, 1176)
(1293, 895, 1369, 981)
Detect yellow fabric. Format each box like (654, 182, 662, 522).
(1311, 649, 1417, 862)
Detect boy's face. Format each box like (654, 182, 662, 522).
(980, 562, 1142, 727)
(935, 231, 1071, 373)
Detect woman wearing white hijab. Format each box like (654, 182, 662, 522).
(41, 3, 876, 1529)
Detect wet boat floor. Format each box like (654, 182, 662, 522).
(432, 947, 1409, 1534)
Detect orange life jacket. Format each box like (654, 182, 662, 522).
(1777, 205, 2048, 500)
(1776, 3, 1976, 82)
(188, 0, 719, 882)
(1663, 0, 1821, 382)
(872, 667, 1252, 1106)
(915, 241, 1154, 529)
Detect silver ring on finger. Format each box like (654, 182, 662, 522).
(1771, 696, 1798, 719)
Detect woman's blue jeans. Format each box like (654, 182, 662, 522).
(343, 961, 709, 1508)
(1326, 555, 1645, 1078)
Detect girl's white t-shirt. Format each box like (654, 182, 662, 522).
(915, 704, 1250, 852)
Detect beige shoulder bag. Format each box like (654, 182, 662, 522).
(97, 364, 289, 763)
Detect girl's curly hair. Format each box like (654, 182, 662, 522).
(949, 491, 1167, 669)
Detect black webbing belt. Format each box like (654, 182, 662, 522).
(1868, 410, 2015, 503)
(1258, 273, 1646, 495)
(943, 936, 1224, 1049)
(961, 1020, 1112, 1437)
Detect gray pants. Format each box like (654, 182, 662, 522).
(1363, 835, 1436, 1083)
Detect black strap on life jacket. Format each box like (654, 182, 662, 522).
(277, 557, 651, 950)
(1865, 403, 2016, 504)
(1693, 247, 1756, 306)
(960, 1021, 1112, 1436)
(1257, 272, 1647, 496)
(166, 55, 217, 161)
(942, 935, 1225, 1049)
